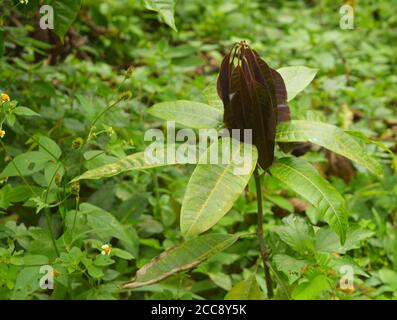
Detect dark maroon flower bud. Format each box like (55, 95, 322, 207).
(217, 41, 291, 169)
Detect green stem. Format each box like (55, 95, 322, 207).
(44, 210, 60, 257)
(253, 167, 273, 299)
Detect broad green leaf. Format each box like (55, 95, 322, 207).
(273, 254, 308, 283)
(276, 215, 314, 254)
(276, 120, 383, 177)
(147, 100, 223, 129)
(292, 273, 331, 300)
(269, 157, 348, 243)
(378, 269, 397, 290)
(13, 107, 40, 117)
(224, 275, 261, 300)
(144, 0, 177, 31)
(209, 273, 232, 291)
(72, 143, 199, 181)
(51, 0, 82, 40)
(11, 267, 41, 300)
(121, 233, 240, 289)
(203, 80, 223, 110)
(181, 138, 258, 238)
(277, 66, 317, 101)
(39, 136, 62, 159)
(315, 225, 374, 253)
(0, 151, 52, 178)
(79, 203, 138, 257)
(52, 0, 81, 39)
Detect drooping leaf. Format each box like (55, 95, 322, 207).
(72, 143, 199, 182)
(277, 66, 317, 101)
(276, 120, 383, 177)
(147, 100, 223, 129)
(224, 275, 261, 300)
(217, 43, 278, 170)
(180, 138, 257, 238)
(121, 233, 240, 289)
(51, 0, 82, 40)
(144, 0, 177, 31)
(269, 157, 348, 243)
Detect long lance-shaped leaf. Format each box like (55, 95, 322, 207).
(269, 157, 348, 244)
(276, 120, 383, 178)
(72, 144, 200, 182)
(121, 233, 240, 289)
(147, 100, 223, 129)
(181, 138, 258, 238)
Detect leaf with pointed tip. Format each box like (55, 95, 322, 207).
(269, 157, 348, 243)
(277, 66, 317, 101)
(224, 275, 261, 300)
(121, 233, 240, 289)
(51, 0, 82, 40)
(144, 0, 177, 31)
(181, 138, 258, 238)
(276, 120, 383, 177)
(147, 100, 223, 129)
(72, 144, 200, 182)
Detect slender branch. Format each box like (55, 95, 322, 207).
(253, 167, 273, 299)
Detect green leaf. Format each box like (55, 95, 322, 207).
(276, 215, 314, 254)
(276, 120, 383, 177)
(79, 203, 138, 258)
(111, 248, 134, 260)
(292, 273, 331, 300)
(39, 136, 62, 159)
(203, 80, 223, 110)
(51, 0, 82, 40)
(13, 107, 40, 117)
(273, 254, 308, 283)
(147, 100, 223, 129)
(269, 157, 348, 243)
(224, 275, 261, 300)
(144, 0, 177, 31)
(0, 151, 52, 178)
(277, 66, 317, 101)
(378, 269, 397, 290)
(72, 143, 198, 181)
(121, 233, 240, 289)
(180, 138, 258, 237)
(315, 225, 374, 253)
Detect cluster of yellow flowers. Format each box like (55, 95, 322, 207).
(1, 93, 10, 138)
(1, 93, 10, 103)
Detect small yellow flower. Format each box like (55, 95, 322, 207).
(0, 129, 5, 138)
(101, 244, 112, 255)
(1, 93, 10, 103)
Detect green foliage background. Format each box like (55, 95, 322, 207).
(0, 0, 397, 300)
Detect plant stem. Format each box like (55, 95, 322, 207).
(253, 167, 273, 299)
(44, 210, 60, 257)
